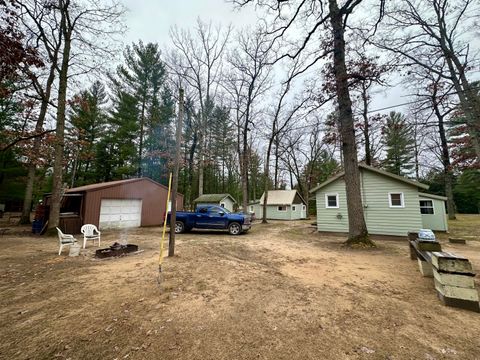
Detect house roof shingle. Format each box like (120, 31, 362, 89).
(193, 193, 236, 203)
(419, 192, 448, 201)
(258, 190, 306, 205)
(309, 164, 429, 193)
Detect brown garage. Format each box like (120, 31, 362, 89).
(45, 178, 183, 233)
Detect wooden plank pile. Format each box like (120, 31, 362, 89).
(409, 237, 479, 312)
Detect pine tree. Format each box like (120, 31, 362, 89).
(114, 41, 167, 177)
(67, 81, 108, 185)
(382, 112, 415, 176)
(95, 90, 139, 181)
(143, 86, 175, 184)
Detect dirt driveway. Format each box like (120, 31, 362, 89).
(1, 221, 479, 359)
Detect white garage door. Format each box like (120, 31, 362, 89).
(99, 199, 142, 229)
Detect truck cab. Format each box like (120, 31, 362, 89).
(169, 205, 251, 235)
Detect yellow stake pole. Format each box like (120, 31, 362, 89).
(159, 173, 173, 276)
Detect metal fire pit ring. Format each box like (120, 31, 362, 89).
(95, 244, 139, 259)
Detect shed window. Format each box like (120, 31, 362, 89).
(389, 193, 404, 208)
(220, 203, 225, 208)
(420, 200, 434, 214)
(277, 206, 287, 212)
(302, 204, 306, 211)
(249, 205, 254, 212)
(292, 205, 296, 211)
(325, 193, 339, 208)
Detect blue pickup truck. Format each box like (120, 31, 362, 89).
(168, 205, 251, 235)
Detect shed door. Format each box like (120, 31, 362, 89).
(301, 204, 307, 219)
(99, 199, 142, 229)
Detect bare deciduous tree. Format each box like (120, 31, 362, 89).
(232, 0, 385, 245)
(223, 26, 273, 211)
(376, 0, 480, 162)
(31, 0, 125, 231)
(168, 19, 231, 196)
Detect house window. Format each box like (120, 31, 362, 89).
(302, 205, 306, 211)
(420, 200, 434, 214)
(220, 203, 225, 208)
(292, 205, 297, 211)
(325, 193, 339, 208)
(249, 205, 254, 212)
(389, 193, 404, 208)
(278, 206, 287, 212)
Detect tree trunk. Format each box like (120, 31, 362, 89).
(169, 88, 184, 257)
(20, 65, 58, 224)
(188, 132, 197, 208)
(433, 93, 456, 220)
(241, 149, 249, 212)
(48, 25, 71, 231)
(274, 135, 279, 188)
(413, 124, 420, 180)
(262, 139, 274, 224)
(361, 82, 371, 166)
(198, 129, 204, 196)
(329, 0, 372, 246)
(137, 98, 146, 177)
(241, 117, 250, 212)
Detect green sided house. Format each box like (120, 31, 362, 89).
(310, 164, 448, 236)
(250, 190, 307, 220)
(193, 194, 237, 212)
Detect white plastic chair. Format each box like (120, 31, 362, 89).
(80, 224, 101, 249)
(56, 227, 78, 255)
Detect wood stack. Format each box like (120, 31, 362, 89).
(431, 252, 479, 312)
(448, 237, 466, 244)
(409, 238, 480, 312)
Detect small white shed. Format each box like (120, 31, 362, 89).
(193, 194, 237, 212)
(251, 190, 307, 220)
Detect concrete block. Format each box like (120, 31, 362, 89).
(437, 292, 480, 312)
(433, 268, 475, 289)
(434, 279, 479, 302)
(431, 251, 473, 274)
(418, 259, 433, 277)
(416, 240, 442, 252)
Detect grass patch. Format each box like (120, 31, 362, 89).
(447, 214, 480, 241)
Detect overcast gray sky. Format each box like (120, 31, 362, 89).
(119, 1, 412, 114)
(121, 0, 256, 46)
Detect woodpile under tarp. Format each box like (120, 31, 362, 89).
(409, 235, 479, 312)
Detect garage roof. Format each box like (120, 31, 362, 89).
(65, 178, 168, 193)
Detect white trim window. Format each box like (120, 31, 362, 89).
(420, 200, 434, 214)
(325, 193, 339, 208)
(388, 192, 405, 208)
(220, 202, 225, 208)
(292, 205, 297, 212)
(249, 205, 254, 212)
(302, 204, 306, 211)
(277, 205, 287, 212)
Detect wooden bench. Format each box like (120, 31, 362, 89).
(449, 237, 467, 244)
(409, 239, 479, 312)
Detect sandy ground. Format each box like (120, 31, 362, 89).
(1, 221, 479, 360)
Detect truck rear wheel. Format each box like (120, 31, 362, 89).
(175, 221, 185, 234)
(228, 222, 241, 235)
